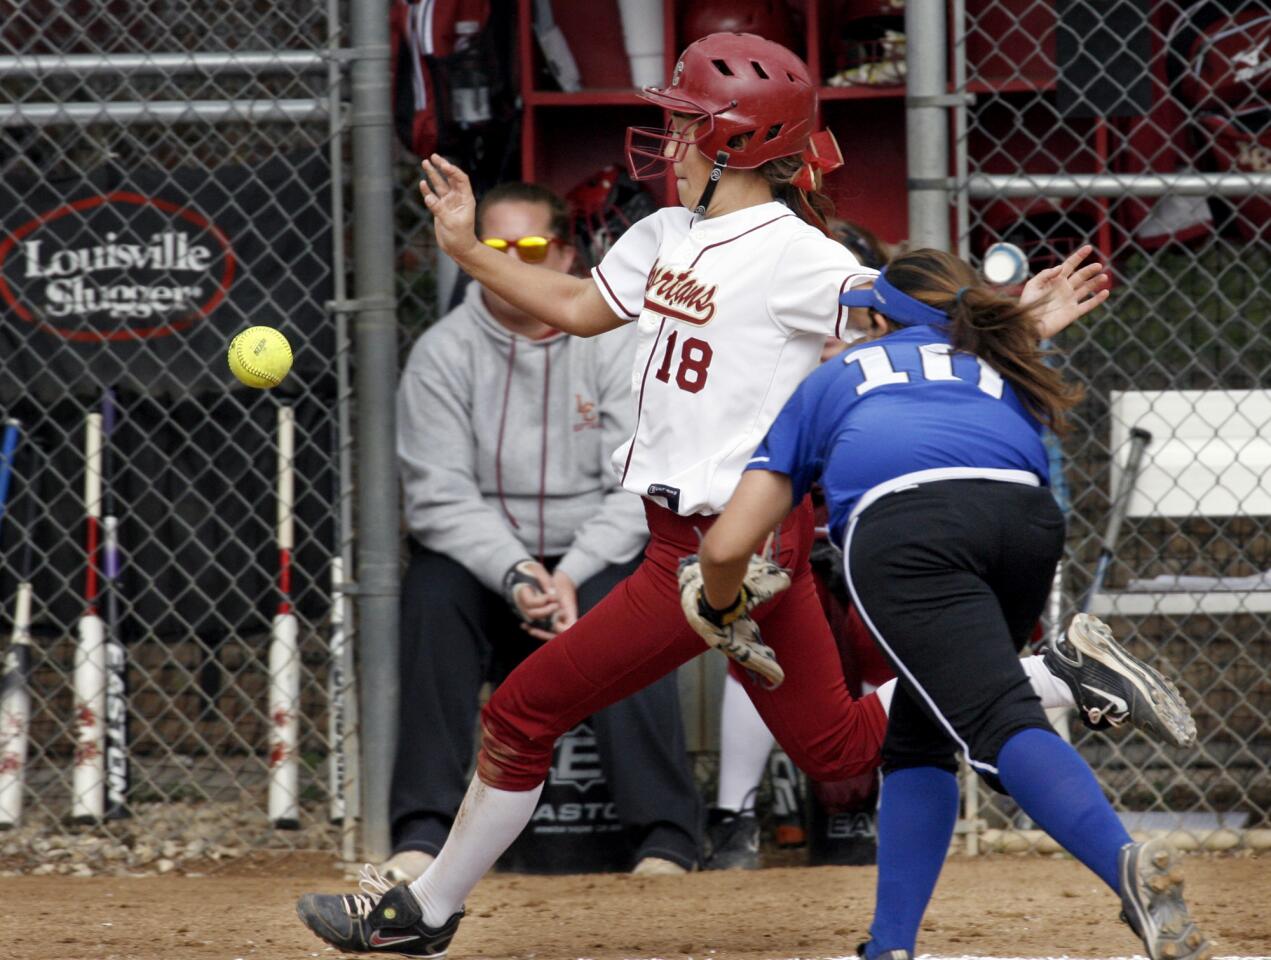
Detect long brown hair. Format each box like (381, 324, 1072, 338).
(724, 128, 836, 236)
(760, 152, 835, 237)
(882, 248, 1083, 433)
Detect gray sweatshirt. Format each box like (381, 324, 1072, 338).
(397, 281, 648, 593)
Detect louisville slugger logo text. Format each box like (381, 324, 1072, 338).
(18, 231, 211, 321)
(643, 260, 718, 325)
(0, 192, 236, 340)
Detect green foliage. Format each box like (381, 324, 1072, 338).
(1067, 240, 1271, 393)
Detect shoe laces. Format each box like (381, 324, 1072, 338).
(345, 863, 395, 918)
(1085, 703, 1129, 728)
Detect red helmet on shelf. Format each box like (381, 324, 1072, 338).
(1167, 1, 1271, 113)
(625, 32, 816, 181)
(679, 0, 798, 50)
(566, 164, 658, 268)
(1199, 108, 1270, 243)
(837, 0, 905, 20)
(977, 197, 1105, 275)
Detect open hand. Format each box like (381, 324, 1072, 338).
(419, 154, 480, 262)
(1020, 244, 1111, 340)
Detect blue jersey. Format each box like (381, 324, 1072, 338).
(747, 325, 1051, 546)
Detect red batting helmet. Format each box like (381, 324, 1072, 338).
(566, 164, 658, 267)
(1167, 1, 1271, 113)
(625, 32, 817, 181)
(679, 0, 798, 50)
(977, 196, 1107, 274)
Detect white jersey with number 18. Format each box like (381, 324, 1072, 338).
(592, 201, 878, 516)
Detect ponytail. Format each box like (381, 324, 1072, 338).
(883, 250, 1083, 433)
(759, 153, 836, 237)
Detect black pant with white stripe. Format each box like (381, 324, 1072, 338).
(845, 479, 1065, 786)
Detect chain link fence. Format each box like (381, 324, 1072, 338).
(954, 0, 1271, 852)
(0, 1, 363, 873)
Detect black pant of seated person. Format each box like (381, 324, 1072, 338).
(390, 545, 702, 872)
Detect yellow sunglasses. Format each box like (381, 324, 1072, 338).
(481, 235, 558, 264)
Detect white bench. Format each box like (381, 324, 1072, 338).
(1088, 389, 1271, 617)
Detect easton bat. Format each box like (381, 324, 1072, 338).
(72, 411, 106, 823)
(101, 389, 130, 820)
(268, 404, 300, 829)
(327, 415, 355, 827)
(328, 555, 348, 825)
(0, 441, 40, 828)
(1082, 426, 1153, 613)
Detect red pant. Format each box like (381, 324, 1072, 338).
(477, 498, 888, 791)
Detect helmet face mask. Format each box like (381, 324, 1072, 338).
(625, 112, 719, 181)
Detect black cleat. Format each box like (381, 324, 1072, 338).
(703, 808, 760, 870)
(1044, 613, 1197, 748)
(296, 864, 463, 957)
(1119, 838, 1213, 960)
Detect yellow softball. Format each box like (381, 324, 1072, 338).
(227, 326, 293, 389)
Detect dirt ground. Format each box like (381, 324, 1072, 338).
(2, 853, 1268, 960)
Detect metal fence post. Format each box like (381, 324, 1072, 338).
(349, 0, 400, 863)
(906, 0, 951, 251)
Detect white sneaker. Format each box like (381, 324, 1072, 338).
(631, 856, 688, 877)
(378, 849, 435, 884)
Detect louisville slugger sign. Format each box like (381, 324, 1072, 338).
(12, 216, 232, 331)
(0, 153, 332, 404)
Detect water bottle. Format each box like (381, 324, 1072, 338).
(450, 20, 491, 127)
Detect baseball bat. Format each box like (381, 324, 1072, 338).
(101, 389, 130, 820)
(1081, 426, 1152, 613)
(0, 441, 40, 828)
(327, 410, 362, 827)
(326, 415, 348, 825)
(72, 411, 106, 824)
(0, 418, 20, 539)
(268, 404, 300, 829)
(327, 555, 348, 825)
(1042, 426, 1072, 654)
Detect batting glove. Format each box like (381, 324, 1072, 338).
(502, 560, 556, 633)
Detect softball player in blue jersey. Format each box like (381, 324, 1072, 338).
(693, 248, 1212, 960)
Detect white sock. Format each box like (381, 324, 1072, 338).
(408, 776, 543, 927)
(1021, 653, 1076, 708)
(873, 659, 1073, 713)
(716, 673, 775, 813)
(873, 678, 896, 714)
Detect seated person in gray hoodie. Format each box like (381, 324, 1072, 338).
(384, 182, 702, 882)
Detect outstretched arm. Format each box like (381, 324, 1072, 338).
(1021, 244, 1111, 340)
(699, 470, 795, 608)
(419, 155, 625, 338)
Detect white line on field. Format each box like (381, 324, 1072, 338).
(578, 955, 1271, 960)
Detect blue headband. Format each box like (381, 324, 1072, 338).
(838, 270, 949, 328)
